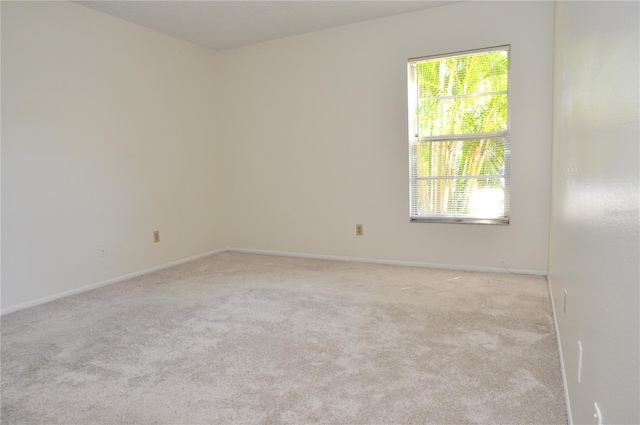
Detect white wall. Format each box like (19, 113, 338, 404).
(1, 2, 224, 310)
(549, 1, 639, 423)
(2, 1, 555, 312)
(218, 1, 554, 273)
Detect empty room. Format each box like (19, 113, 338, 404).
(1, 0, 638, 424)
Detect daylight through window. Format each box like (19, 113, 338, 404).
(408, 46, 510, 224)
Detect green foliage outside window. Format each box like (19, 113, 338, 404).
(410, 48, 510, 220)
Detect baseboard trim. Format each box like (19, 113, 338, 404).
(1, 248, 226, 316)
(226, 247, 547, 276)
(2, 246, 546, 315)
(547, 275, 573, 425)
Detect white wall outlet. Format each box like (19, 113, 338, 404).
(153, 230, 160, 243)
(98, 244, 108, 258)
(356, 224, 363, 236)
(578, 340, 583, 383)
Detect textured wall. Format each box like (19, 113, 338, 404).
(549, 1, 640, 423)
(219, 1, 554, 273)
(1, 2, 224, 310)
(2, 1, 556, 312)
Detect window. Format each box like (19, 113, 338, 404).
(408, 46, 510, 224)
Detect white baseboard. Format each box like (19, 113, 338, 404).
(226, 247, 547, 276)
(547, 275, 573, 425)
(1, 248, 226, 316)
(2, 246, 546, 316)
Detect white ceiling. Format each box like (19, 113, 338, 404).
(75, 1, 459, 51)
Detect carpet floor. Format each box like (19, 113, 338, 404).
(1, 252, 567, 424)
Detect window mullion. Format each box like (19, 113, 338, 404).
(416, 132, 507, 142)
(415, 175, 504, 181)
(419, 90, 508, 102)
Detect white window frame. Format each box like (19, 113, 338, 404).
(407, 45, 511, 225)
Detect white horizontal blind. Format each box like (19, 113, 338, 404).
(408, 46, 510, 224)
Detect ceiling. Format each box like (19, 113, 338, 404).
(75, 1, 459, 51)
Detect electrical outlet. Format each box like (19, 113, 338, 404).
(564, 289, 568, 317)
(98, 244, 108, 258)
(153, 230, 160, 243)
(356, 224, 363, 236)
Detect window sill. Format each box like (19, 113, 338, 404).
(410, 217, 510, 225)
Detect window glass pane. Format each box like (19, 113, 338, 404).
(415, 138, 506, 178)
(414, 49, 509, 138)
(412, 178, 507, 218)
(417, 94, 508, 137)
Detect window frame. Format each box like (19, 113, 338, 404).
(407, 45, 511, 225)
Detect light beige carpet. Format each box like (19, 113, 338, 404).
(1, 252, 567, 424)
